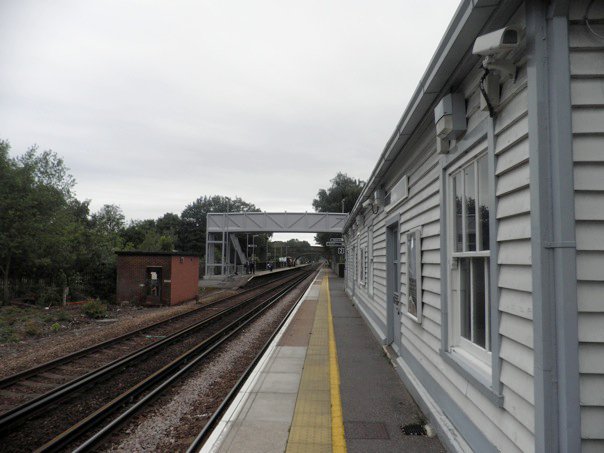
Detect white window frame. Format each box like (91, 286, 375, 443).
(405, 228, 422, 323)
(447, 150, 492, 368)
(359, 244, 368, 287)
(359, 246, 366, 285)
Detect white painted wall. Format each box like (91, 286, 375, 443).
(343, 6, 539, 452)
(569, 2, 604, 451)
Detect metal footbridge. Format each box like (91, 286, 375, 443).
(205, 212, 347, 276)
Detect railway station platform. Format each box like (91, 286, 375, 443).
(201, 268, 445, 453)
(200, 265, 307, 290)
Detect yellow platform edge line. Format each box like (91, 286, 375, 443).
(326, 276, 347, 452)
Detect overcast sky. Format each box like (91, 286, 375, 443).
(1, 0, 459, 242)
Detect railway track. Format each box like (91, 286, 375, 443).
(0, 267, 307, 417)
(0, 265, 317, 452)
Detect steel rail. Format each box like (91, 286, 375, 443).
(0, 270, 308, 434)
(186, 266, 320, 452)
(37, 270, 314, 453)
(0, 268, 303, 390)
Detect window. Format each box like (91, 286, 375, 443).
(359, 247, 365, 283)
(449, 153, 491, 363)
(406, 229, 422, 321)
(361, 246, 368, 286)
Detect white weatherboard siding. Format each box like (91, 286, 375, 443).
(494, 67, 536, 450)
(569, 2, 604, 451)
(347, 19, 536, 451)
(341, 3, 604, 451)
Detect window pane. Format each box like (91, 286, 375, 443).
(464, 164, 476, 251)
(472, 258, 486, 348)
(460, 258, 471, 341)
(408, 233, 417, 317)
(453, 174, 463, 252)
(478, 155, 490, 251)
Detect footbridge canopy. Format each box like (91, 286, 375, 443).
(206, 212, 348, 234)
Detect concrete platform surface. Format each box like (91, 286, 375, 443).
(201, 269, 444, 453)
(200, 265, 307, 289)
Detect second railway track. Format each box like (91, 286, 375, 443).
(0, 266, 316, 452)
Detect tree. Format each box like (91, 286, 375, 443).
(91, 204, 125, 237)
(0, 142, 77, 303)
(121, 219, 156, 250)
(179, 195, 260, 256)
(156, 213, 181, 238)
(268, 239, 314, 262)
(312, 172, 364, 246)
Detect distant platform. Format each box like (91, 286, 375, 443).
(200, 265, 310, 290)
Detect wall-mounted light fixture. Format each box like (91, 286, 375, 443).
(434, 93, 466, 154)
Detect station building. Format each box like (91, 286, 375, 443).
(343, 1, 603, 452)
(116, 251, 199, 306)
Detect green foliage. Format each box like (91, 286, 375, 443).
(37, 286, 61, 307)
(50, 322, 61, 332)
(83, 300, 107, 319)
(179, 195, 260, 255)
(268, 238, 314, 260)
(312, 172, 364, 246)
(156, 212, 181, 237)
(0, 323, 18, 343)
(0, 141, 78, 303)
(24, 319, 42, 336)
(55, 310, 72, 322)
(91, 204, 125, 236)
(139, 229, 162, 251)
(159, 235, 175, 251)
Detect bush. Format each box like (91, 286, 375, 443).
(37, 286, 61, 307)
(50, 322, 61, 332)
(83, 300, 107, 319)
(0, 322, 18, 343)
(24, 319, 42, 336)
(55, 311, 72, 322)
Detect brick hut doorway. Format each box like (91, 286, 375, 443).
(146, 267, 163, 305)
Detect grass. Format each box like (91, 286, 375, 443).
(0, 305, 75, 343)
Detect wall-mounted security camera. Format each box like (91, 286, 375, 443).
(361, 198, 372, 210)
(473, 26, 519, 56)
(473, 26, 520, 81)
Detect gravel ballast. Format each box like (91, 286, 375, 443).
(102, 272, 315, 452)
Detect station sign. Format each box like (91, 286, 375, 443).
(326, 241, 344, 246)
(329, 237, 344, 243)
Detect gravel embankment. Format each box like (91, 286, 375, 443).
(0, 290, 236, 379)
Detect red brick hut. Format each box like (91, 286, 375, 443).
(116, 252, 199, 306)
